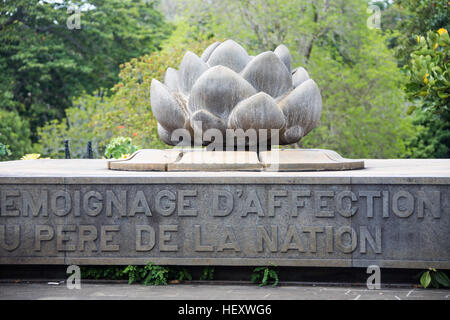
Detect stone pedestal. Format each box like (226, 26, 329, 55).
(108, 149, 364, 171)
(0, 158, 449, 269)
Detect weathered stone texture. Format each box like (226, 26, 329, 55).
(0, 159, 449, 268)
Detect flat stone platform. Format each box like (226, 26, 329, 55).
(1, 283, 448, 300)
(0, 158, 448, 184)
(0, 159, 449, 268)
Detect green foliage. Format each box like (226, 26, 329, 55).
(81, 265, 196, 284)
(302, 30, 413, 158)
(123, 265, 147, 284)
(81, 266, 127, 280)
(123, 263, 169, 286)
(0, 142, 12, 160)
(402, 29, 450, 158)
(36, 93, 101, 158)
(176, 0, 413, 158)
(404, 109, 450, 158)
(169, 267, 193, 282)
(200, 266, 215, 281)
(0, 0, 172, 140)
(251, 263, 279, 287)
(104, 136, 139, 159)
(404, 29, 449, 116)
(386, 0, 449, 66)
(0, 109, 32, 160)
(418, 268, 450, 289)
(35, 34, 217, 157)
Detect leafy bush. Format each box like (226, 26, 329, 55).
(404, 109, 450, 158)
(0, 0, 172, 140)
(169, 267, 193, 282)
(0, 109, 32, 160)
(36, 93, 108, 159)
(0, 143, 11, 160)
(123, 263, 169, 286)
(251, 263, 279, 287)
(418, 268, 450, 289)
(104, 136, 139, 159)
(403, 28, 450, 158)
(405, 29, 449, 116)
(200, 266, 215, 281)
(36, 35, 217, 157)
(81, 266, 127, 280)
(302, 30, 414, 158)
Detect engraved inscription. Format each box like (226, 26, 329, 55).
(0, 185, 447, 266)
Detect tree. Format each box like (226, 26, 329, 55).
(37, 32, 217, 158)
(378, 1, 449, 158)
(0, 109, 32, 160)
(385, 0, 449, 66)
(169, 0, 413, 158)
(0, 0, 172, 141)
(403, 29, 450, 158)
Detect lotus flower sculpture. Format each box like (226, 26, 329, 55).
(151, 40, 322, 147)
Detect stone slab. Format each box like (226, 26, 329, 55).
(167, 151, 262, 171)
(2, 283, 450, 300)
(107, 149, 364, 172)
(108, 149, 182, 171)
(0, 158, 449, 269)
(0, 159, 448, 185)
(259, 149, 364, 171)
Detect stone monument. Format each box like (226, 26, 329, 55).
(111, 39, 364, 171)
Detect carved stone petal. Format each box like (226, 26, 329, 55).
(228, 92, 286, 132)
(279, 79, 322, 141)
(157, 123, 174, 145)
(178, 51, 209, 95)
(274, 44, 292, 73)
(241, 51, 292, 98)
(151, 79, 187, 132)
(164, 67, 179, 92)
(157, 123, 192, 146)
(207, 40, 250, 73)
(292, 67, 310, 88)
(201, 41, 221, 62)
(280, 125, 303, 144)
(190, 109, 227, 135)
(188, 65, 257, 119)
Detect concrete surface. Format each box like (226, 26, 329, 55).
(0, 283, 448, 300)
(0, 158, 449, 184)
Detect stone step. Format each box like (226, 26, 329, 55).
(108, 149, 364, 172)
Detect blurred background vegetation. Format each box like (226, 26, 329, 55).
(0, 0, 448, 160)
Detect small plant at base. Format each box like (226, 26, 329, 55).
(123, 263, 169, 286)
(418, 268, 450, 289)
(123, 265, 147, 284)
(104, 136, 139, 159)
(81, 266, 126, 280)
(169, 267, 192, 282)
(251, 263, 279, 287)
(142, 263, 169, 285)
(200, 266, 215, 281)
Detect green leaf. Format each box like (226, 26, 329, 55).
(435, 271, 450, 287)
(420, 271, 431, 288)
(406, 105, 417, 115)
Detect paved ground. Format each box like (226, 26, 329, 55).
(0, 282, 448, 300)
